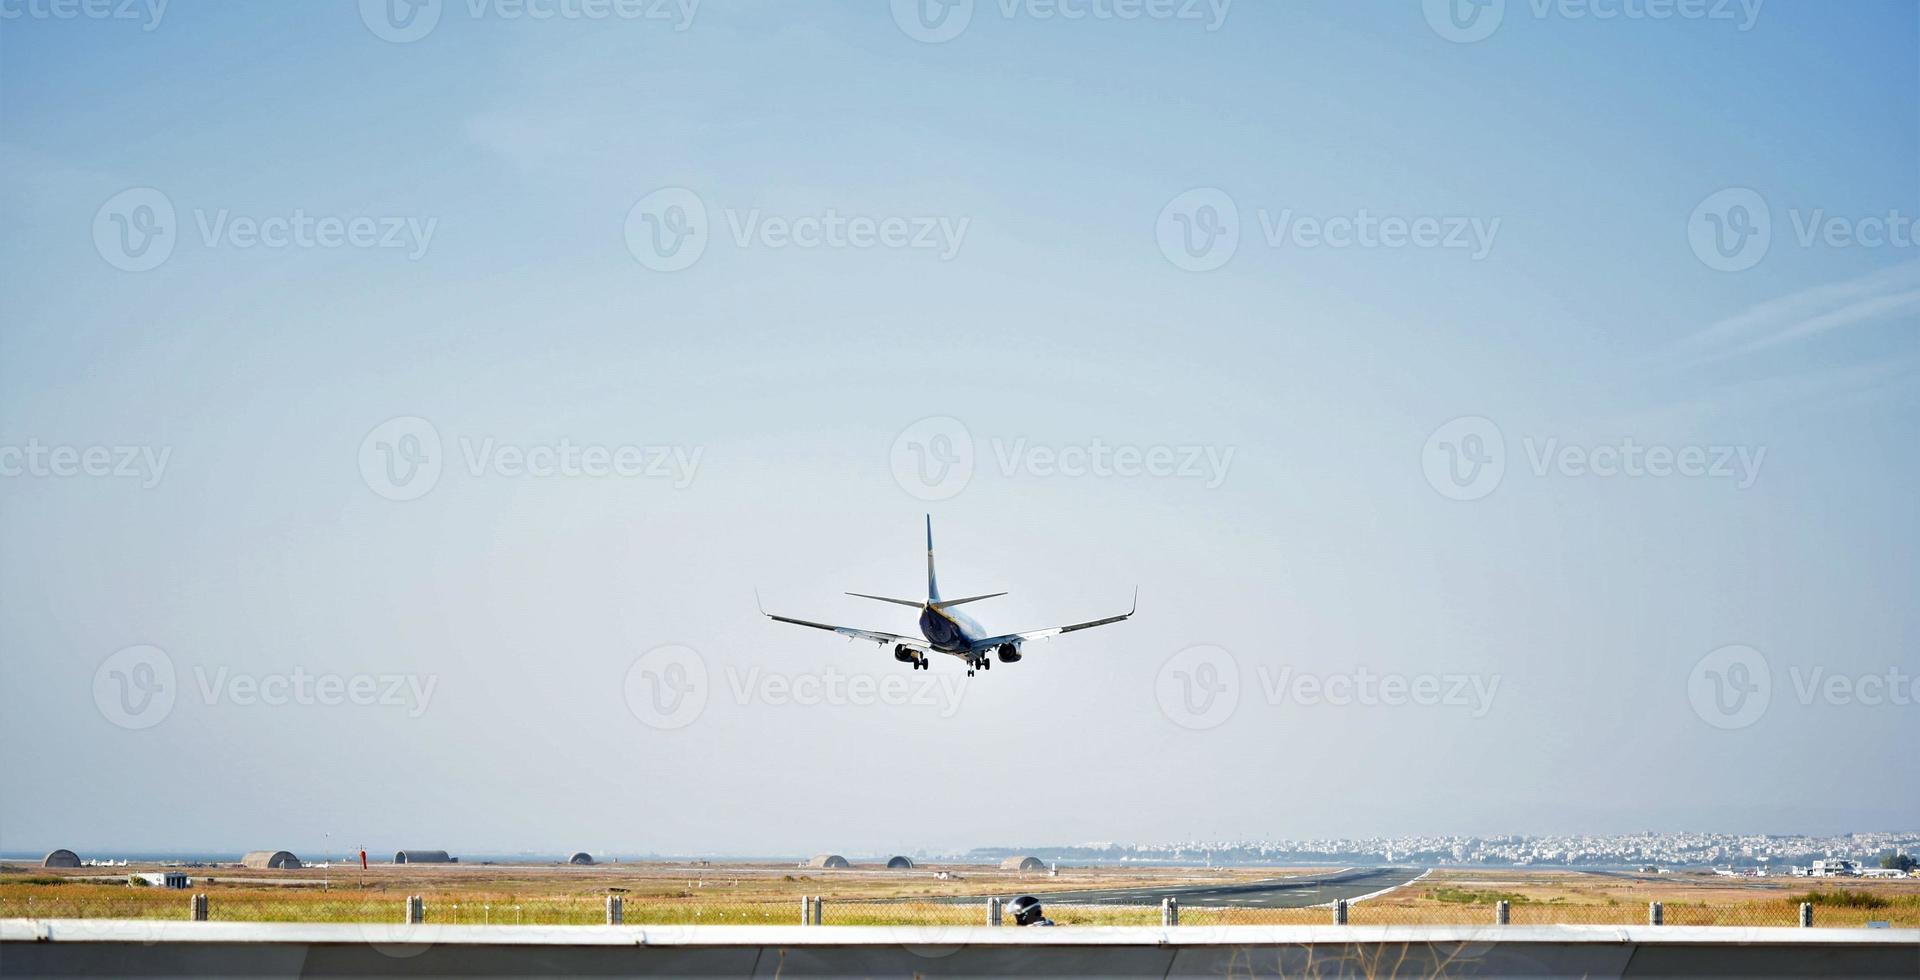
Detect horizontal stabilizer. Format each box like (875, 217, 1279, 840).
(932, 592, 1007, 610)
(846, 592, 925, 608)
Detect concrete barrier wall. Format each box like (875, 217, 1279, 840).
(4, 920, 1917, 978)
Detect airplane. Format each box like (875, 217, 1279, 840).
(758, 516, 1136, 676)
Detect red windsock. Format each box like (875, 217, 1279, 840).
(360, 850, 368, 870)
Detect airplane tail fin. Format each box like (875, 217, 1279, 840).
(926, 514, 939, 603)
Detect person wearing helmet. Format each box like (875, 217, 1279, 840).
(1008, 895, 1054, 927)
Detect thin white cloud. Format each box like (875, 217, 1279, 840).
(1678, 260, 1920, 360)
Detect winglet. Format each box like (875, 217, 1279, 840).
(754, 588, 767, 617)
(1131, 586, 1139, 616)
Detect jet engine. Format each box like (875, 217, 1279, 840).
(996, 642, 1022, 663)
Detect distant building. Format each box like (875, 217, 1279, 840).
(568, 852, 594, 865)
(808, 854, 851, 869)
(885, 856, 915, 869)
(999, 856, 1046, 872)
(241, 851, 302, 870)
(42, 850, 81, 869)
(1812, 859, 1860, 877)
(394, 850, 455, 864)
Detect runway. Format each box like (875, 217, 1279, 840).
(1028, 866, 1429, 909)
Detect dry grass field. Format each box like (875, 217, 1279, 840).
(4, 862, 1916, 927)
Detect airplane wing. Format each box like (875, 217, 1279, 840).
(969, 589, 1137, 650)
(757, 593, 926, 650)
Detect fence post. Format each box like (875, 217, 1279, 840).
(190, 894, 208, 921)
(987, 897, 1002, 927)
(605, 896, 623, 925)
(812, 897, 824, 926)
(1799, 902, 1813, 928)
(1333, 899, 1348, 925)
(800, 896, 812, 925)
(1161, 897, 1180, 926)
(406, 895, 425, 924)
(1495, 900, 1510, 925)
(1648, 901, 1663, 926)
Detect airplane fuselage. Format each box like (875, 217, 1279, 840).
(918, 604, 979, 654)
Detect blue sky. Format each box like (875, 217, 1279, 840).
(1, 1, 1916, 857)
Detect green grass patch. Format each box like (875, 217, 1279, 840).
(1427, 888, 1529, 905)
